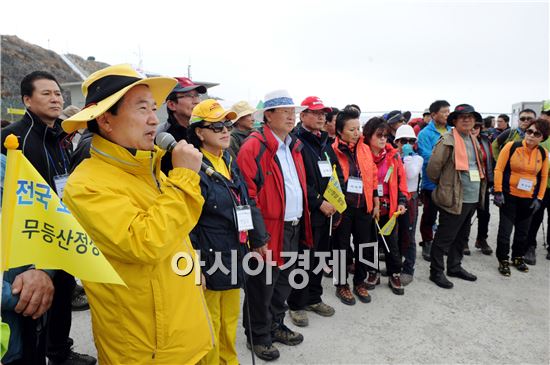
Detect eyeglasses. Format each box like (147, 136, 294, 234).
(305, 110, 327, 118)
(375, 132, 389, 139)
(525, 129, 543, 138)
(201, 120, 233, 133)
(397, 138, 416, 144)
(176, 93, 201, 100)
(519, 116, 534, 122)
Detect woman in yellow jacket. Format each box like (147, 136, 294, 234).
(62, 64, 214, 364)
(493, 118, 549, 276)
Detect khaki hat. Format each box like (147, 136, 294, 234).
(230, 101, 256, 121)
(190, 99, 237, 124)
(62, 64, 177, 133)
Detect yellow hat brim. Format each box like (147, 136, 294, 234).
(62, 77, 177, 133)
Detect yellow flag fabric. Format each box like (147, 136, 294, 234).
(1, 144, 125, 285)
(323, 165, 347, 213)
(379, 212, 401, 236)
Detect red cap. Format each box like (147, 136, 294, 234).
(301, 96, 332, 112)
(169, 77, 207, 97)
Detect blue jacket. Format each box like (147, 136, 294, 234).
(417, 121, 451, 191)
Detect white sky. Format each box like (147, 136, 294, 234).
(1, 0, 549, 116)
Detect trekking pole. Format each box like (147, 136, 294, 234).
(470, 211, 477, 227)
(374, 219, 391, 253)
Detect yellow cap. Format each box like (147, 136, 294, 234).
(190, 99, 237, 124)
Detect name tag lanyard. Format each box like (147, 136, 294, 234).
(45, 143, 70, 195)
(218, 175, 252, 246)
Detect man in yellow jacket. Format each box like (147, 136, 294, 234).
(61, 64, 214, 364)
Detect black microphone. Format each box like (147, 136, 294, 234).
(155, 132, 222, 179)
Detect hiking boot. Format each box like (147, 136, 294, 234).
(475, 238, 493, 255)
(335, 284, 356, 306)
(447, 267, 477, 281)
(289, 309, 308, 327)
(388, 274, 405, 295)
(524, 246, 536, 265)
(400, 273, 414, 286)
(512, 257, 529, 272)
(353, 282, 372, 303)
(498, 260, 511, 276)
(366, 271, 380, 290)
(305, 301, 335, 317)
(48, 350, 97, 365)
(421, 241, 432, 261)
(271, 323, 303, 346)
(246, 342, 280, 361)
(429, 272, 454, 289)
(71, 285, 89, 311)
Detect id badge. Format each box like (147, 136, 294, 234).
(236, 205, 254, 231)
(469, 170, 481, 182)
(54, 174, 69, 199)
(347, 176, 363, 194)
(377, 184, 384, 197)
(318, 160, 332, 178)
(517, 178, 534, 191)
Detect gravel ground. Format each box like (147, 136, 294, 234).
(70, 204, 549, 364)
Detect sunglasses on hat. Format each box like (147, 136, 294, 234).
(200, 120, 233, 133)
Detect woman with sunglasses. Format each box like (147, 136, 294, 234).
(362, 117, 408, 295)
(187, 99, 268, 365)
(394, 124, 423, 286)
(493, 118, 549, 276)
(469, 119, 494, 256)
(331, 106, 379, 305)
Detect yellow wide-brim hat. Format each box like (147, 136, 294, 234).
(62, 64, 177, 133)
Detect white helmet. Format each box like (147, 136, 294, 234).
(395, 124, 417, 141)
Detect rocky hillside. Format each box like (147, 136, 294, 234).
(1, 35, 109, 120)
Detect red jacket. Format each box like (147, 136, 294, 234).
(237, 125, 313, 266)
(373, 143, 410, 216)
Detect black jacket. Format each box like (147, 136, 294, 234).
(157, 114, 188, 175)
(295, 126, 344, 227)
(190, 151, 268, 290)
(1, 111, 72, 194)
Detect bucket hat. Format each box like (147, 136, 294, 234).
(252, 90, 306, 122)
(62, 64, 177, 133)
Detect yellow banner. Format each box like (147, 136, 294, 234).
(379, 211, 401, 236)
(323, 165, 347, 213)
(1, 136, 125, 285)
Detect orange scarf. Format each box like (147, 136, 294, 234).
(453, 128, 485, 178)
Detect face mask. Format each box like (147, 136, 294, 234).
(402, 143, 414, 157)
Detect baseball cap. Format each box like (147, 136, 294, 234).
(167, 77, 207, 99)
(301, 96, 332, 112)
(190, 99, 237, 124)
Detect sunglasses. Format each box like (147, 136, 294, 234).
(525, 129, 542, 138)
(375, 133, 389, 139)
(201, 120, 233, 133)
(519, 116, 534, 122)
(398, 138, 416, 144)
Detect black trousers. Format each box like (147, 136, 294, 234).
(287, 222, 330, 310)
(420, 189, 438, 243)
(377, 213, 402, 276)
(430, 203, 477, 274)
(476, 187, 491, 240)
(46, 270, 76, 360)
(527, 187, 550, 250)
(243, 222, 299, 346)
(496, 194, 534, 261)
(332, 207, 374, 285)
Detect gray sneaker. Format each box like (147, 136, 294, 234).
(305, 301, 335, 317)
(400, 273, 414, 286)
(289, 309, 308, 327)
